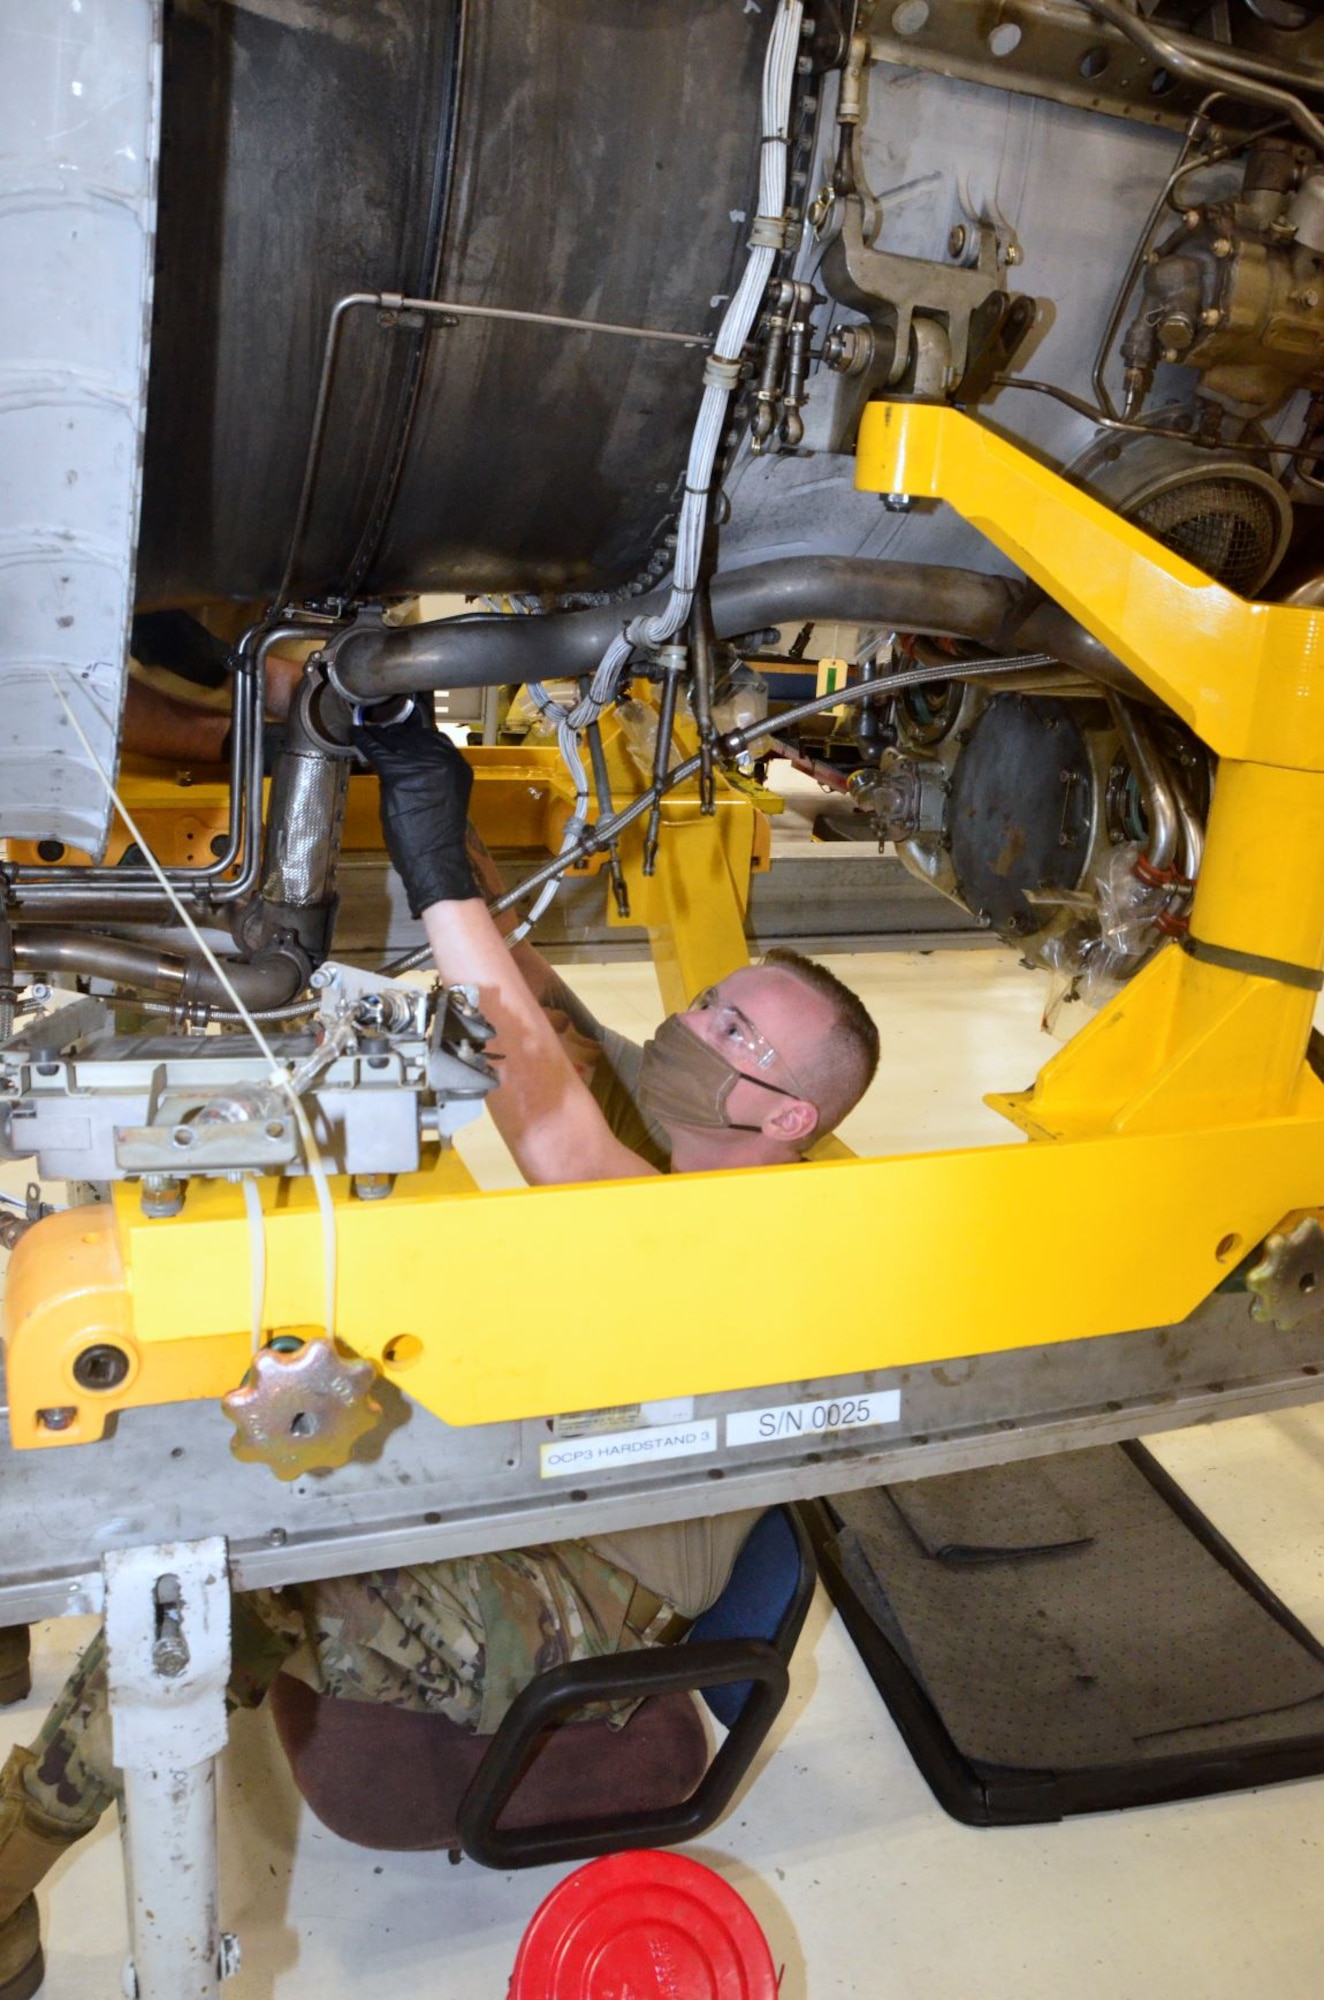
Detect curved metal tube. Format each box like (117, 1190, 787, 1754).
(11, 931, 306, 1009)
(1081, 0, 1324, 154)
(1174, 788, 1204, 885)
(6, 620, 327, 908)
(1108, 697, 1180, 876)
(326, 557, 1146, 700)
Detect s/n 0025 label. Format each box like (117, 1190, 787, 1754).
(726, 1391, 900, 1448)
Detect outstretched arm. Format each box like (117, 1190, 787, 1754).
(422, 897, 651, 1183)
(356, 711, 655, 1186)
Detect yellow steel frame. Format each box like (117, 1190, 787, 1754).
(8, 401, 1324, 1448)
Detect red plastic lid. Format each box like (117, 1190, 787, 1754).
(508, 1850, 779, 2000)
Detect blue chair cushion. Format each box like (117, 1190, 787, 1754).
(688, 1508, 803, 1728)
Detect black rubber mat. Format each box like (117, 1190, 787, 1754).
(802, 1442, 1324, 1824)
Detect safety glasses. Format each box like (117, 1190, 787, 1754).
(689, 985, 806, 1096)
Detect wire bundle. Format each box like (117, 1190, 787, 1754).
(514, 0, 805, 938)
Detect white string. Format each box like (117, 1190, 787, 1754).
(43, 670, 340, 1341)
(241, 1173, 267, 1354)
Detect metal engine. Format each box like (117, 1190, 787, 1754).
(5, 0, 1324, 1184)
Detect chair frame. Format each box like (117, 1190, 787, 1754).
(457, 1503, 817, 1869)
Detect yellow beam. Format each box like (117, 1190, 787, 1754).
(5, 1111, 1322, 1443)
(855, 401, 1324, 770)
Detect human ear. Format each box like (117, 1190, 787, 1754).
(766, 1097, 819, 1142)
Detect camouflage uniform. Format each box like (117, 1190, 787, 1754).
(21, 1543, 658, 1827)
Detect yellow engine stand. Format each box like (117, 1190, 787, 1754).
(8, 402, 1324, 1449)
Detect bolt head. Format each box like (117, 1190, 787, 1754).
(151, 1637, 189, 1679)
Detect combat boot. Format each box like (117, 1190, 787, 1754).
(0, 1746, 99, 2000)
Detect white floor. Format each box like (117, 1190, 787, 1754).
(8, 938, 1324, 1996)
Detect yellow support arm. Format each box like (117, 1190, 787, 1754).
(856, 401, 1324, 770)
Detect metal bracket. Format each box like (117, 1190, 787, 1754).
(104, 1537, 236, 1998)
(819, 196, 1029, 440)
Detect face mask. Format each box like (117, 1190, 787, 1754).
(638, 1014, 801, 1133)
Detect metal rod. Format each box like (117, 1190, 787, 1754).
(582, 702, 630, 919)
(276, 291, 713, 606)
(643, 653, 684, 876)
(690, 588, 718, 816)
(1080, 0, 1324, 155)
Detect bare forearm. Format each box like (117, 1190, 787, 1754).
(463, 820, 562, 1003)
(421, 898, 649, 1184)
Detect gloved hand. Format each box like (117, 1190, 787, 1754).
(352, 704, 480, 916)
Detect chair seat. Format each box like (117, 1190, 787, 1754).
(268, 1672, 712, 1852)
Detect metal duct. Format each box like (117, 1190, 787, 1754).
(323, 559, 1147, 701)
(11, 931, 306, 1010)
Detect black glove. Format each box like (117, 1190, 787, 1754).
(352, 705, 480, 917)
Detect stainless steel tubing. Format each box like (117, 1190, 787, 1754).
(10, 931, 307, 1009)
(12, 931, 188, 992)
(1081, 0, 1324, 155)
(327, 559, 1143, 700)
(5, 622, 320, 905)
(1108, 696, 1180, 875)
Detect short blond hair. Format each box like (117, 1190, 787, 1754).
(763, 949, 879, 1131)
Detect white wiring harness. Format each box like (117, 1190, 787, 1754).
(515, 0, 806, 939)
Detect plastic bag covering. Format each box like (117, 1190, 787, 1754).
(614, 695, 692, 777)
(507, 682, 580, 743)
(1037, 842, 1168, 1036)
(711, 667, 769, 770)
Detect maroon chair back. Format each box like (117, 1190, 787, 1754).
(268, 1673, 711, 1852)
